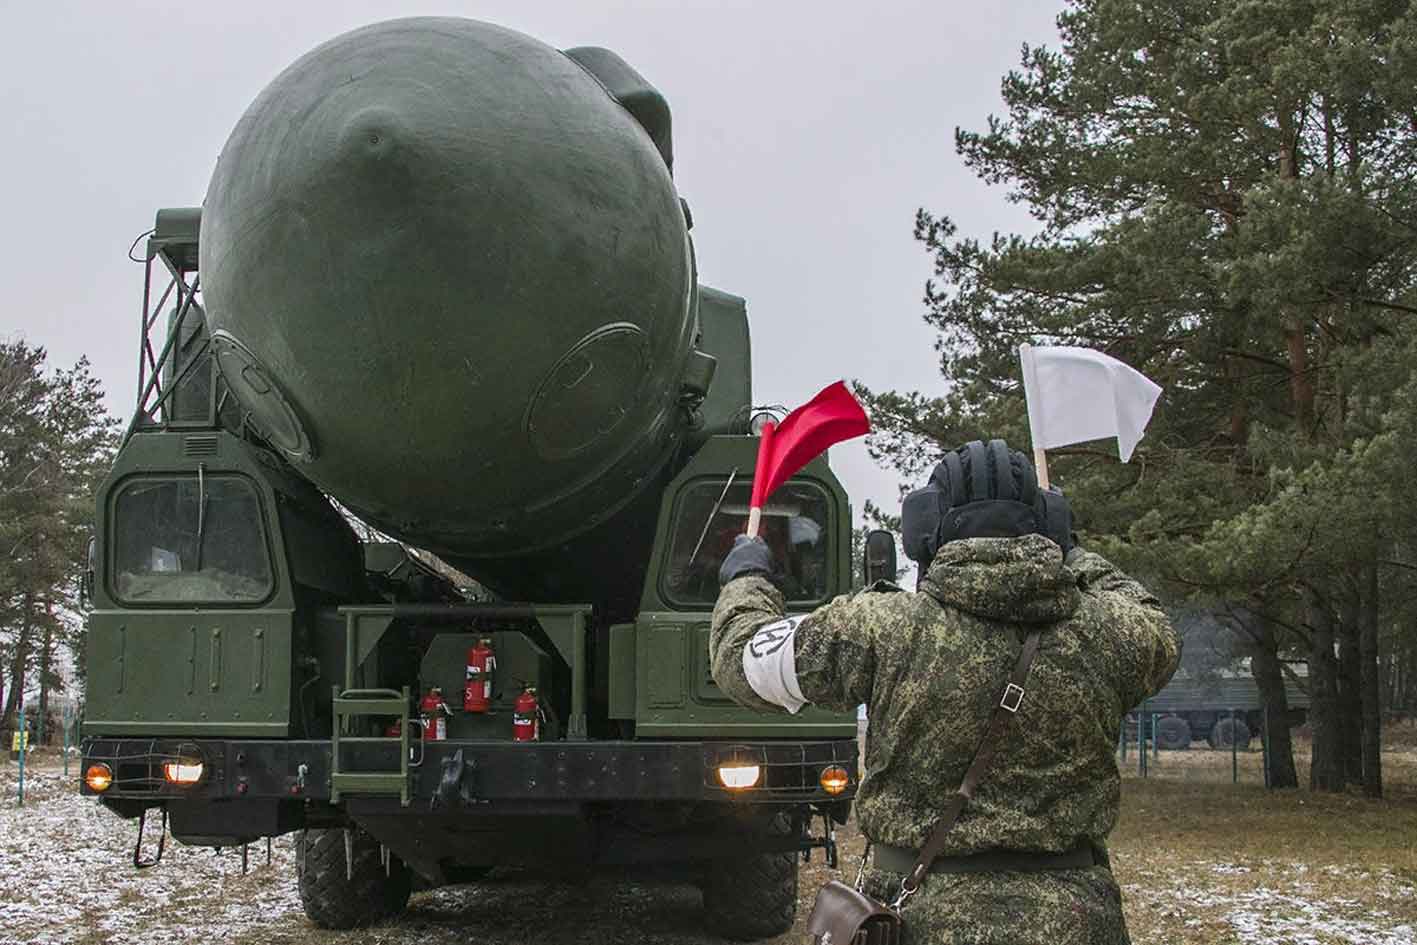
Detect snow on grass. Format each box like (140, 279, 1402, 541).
(0, 767, 301, 945)
(1122, 860, 1417, 945)
(5, 754, 1417, 945)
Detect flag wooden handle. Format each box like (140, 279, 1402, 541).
(747, 420, 777, 538)
(1033, 446, 1050, 490)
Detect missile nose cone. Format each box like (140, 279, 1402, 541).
(338, 106, 405, 161)
(200, 17, 697, 558)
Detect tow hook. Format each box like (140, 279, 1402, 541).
(800, 812, 838, 868)
(133, 807, 167, 869)
(434, 749, 476, 808)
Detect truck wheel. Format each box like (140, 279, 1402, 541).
(1155, 716, 1192, 751)
(699, 815, 799, 940)
(1209, 718, 1251, 751)
(297, 827, 411, 929)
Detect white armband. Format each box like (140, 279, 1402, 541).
(742, 616, 808, 714)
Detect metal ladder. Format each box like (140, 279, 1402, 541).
(330, 686, 411, 806)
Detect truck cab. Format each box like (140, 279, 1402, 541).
(81, 208, 860, 939)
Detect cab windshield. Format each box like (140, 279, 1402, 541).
(664, 480, 830, 607)
(112, 475, 273, 604)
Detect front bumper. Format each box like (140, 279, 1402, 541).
(79, 736, 858, 806)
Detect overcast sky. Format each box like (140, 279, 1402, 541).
(1, 0, 1059, 538)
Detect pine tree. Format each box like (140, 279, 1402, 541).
(0, 342, 118, 743)
(860, 0, 1417, 794)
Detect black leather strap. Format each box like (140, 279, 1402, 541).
(901, 629, 1044, 894)
(874, 839, 1097, 876)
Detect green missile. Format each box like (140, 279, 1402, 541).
(200, 18, 709, 564)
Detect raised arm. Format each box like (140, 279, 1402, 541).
(1068, 548, 1182, 709)
(710, 566, 889, 715)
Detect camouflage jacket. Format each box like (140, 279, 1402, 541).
(710, 534, 1180, 944)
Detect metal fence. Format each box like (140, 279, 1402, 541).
(1118, 707, 1276, 785)
(5, 702, 83, 806)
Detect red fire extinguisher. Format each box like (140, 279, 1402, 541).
(513, 687, 540, 742)
(420, 687, 449, 741)
(464, 638, 496, 713)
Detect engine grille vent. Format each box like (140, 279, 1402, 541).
(183, 434, 219, 457)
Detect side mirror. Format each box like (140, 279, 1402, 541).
(863, 530, 898, 585)
(81, 536, 97, 607)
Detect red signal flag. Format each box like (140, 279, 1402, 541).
(747, 382, 870, 534)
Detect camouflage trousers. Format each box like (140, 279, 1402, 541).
(861, 865, 1130, 945)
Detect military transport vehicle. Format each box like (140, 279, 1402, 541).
(80, 18, 872, 938)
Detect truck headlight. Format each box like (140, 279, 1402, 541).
(717, 763, 762, 790)
(163, 761, 204, 785)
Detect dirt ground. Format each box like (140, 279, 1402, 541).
(2, 734, 1415, 945)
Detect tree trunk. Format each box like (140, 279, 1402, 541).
(1, 592, 33, 737)
(1361, 562, 1383, 797)
(1247, 614, 1299, 788)
(1337, 593, 1364, 787)
(37, 599, 53, 747)
(1307, 586, 1346, 791)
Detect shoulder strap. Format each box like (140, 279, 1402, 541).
(899, 629, 1044, 897)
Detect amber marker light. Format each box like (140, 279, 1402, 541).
(819, 765, 850, 796)
(163, 761, 205, 785)
(84, 763, 114, 793)
(717, 763, 762, 790)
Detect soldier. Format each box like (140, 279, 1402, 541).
(709, 439, 1180, 944)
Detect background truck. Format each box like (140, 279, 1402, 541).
(79, 18, 873, 939)
(1127, 665, 1311, 750)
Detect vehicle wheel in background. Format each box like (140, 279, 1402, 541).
(297, 827, 412, 929)
(1208, 718, 1251, 751)
(1155, 716, 1192, 750)
(699, 814, 799, 940)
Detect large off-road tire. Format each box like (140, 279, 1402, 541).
(699, 816, 799, 940)
(297, 827, 412, 929)
(1155, 716, 1192, 751)
(1208, 717, 1251, 751)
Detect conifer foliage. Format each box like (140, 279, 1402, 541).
(859, 0, 1417, 793)
(0, 341, 118, 744)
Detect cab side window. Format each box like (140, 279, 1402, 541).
(663, 480, 830, 607)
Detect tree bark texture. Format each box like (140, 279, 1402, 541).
(1247, 614, 1299, 788)
(1306, 586, 1346, 792)
(1, 592, 32, 736)
(1337, 595, 1364, 787)
(37, 599, 52, 746)
(1361, 563, 1383, 797)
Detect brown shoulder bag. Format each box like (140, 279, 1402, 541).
(805, 630, 1043, 945)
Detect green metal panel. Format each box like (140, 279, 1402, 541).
(631, 610, 856, 737)
(84, 611, 292, 736)
(607, 623, 637, 720)
(693, 287, 751, 440)
(642, 625, 687, 708)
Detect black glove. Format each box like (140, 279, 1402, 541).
(719, 535, 774, 587)
(1035, 486, 1074, 555)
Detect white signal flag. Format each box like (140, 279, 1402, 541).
(1019, 344, 1162, 464)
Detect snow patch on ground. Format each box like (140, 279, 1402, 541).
(0, 769, 301, 944)
(1126, 859, 1417, 945)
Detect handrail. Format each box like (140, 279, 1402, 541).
(337, 688, 404, 700)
